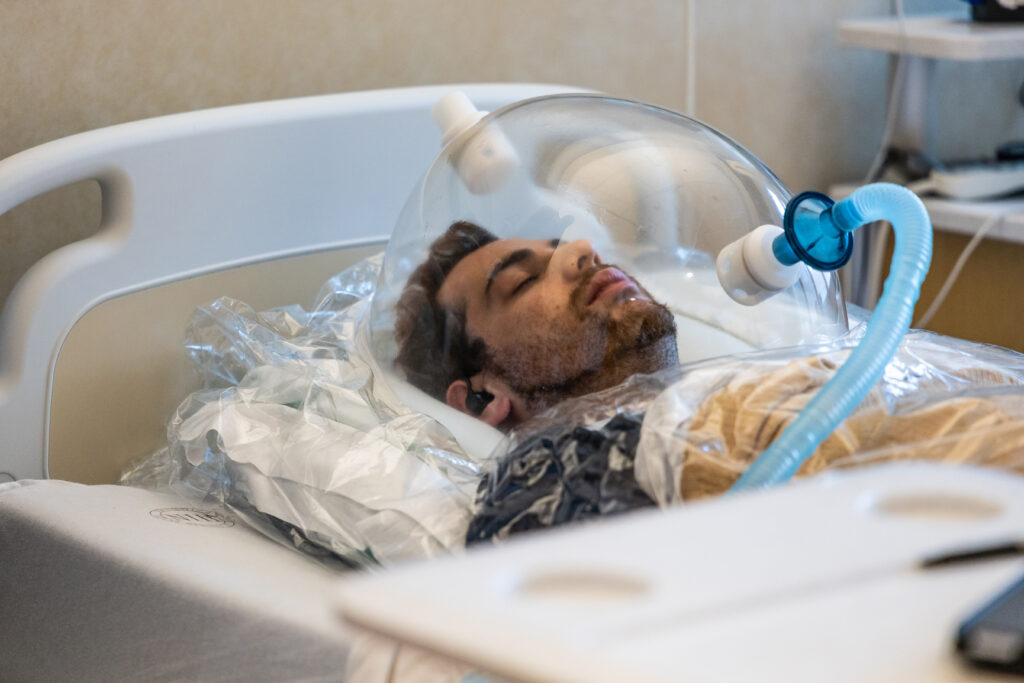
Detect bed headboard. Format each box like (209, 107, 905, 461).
(0, 83, 586, 483)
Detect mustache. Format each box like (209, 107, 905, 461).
(569, 264, 617, 315)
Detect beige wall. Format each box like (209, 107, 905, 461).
(0, 0, 690, 312)
(3, 0, 1023, 345)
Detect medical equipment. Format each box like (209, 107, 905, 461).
(917, 158, 1024, 200)
(371, 90, 934, 495)
(725, 183, 933, 490)
(370, 92, 851, 384)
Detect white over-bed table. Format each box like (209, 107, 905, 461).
(0, 83, 577, 682)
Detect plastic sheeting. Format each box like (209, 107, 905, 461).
(122, 254, 492, 568)
(123, 247, 1024, 570)
(635, 328, 1024, 505)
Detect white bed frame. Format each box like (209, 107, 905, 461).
(0, 82, 580, 485)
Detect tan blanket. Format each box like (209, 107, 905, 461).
(679, 354, 1024, 500)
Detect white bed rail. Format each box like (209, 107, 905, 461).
(0, 83, 584, 481)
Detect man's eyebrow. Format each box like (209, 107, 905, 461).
(485, 248, 533, 298)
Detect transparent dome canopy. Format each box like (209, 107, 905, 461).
(371, 94, 848, 383)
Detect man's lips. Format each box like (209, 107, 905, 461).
(586, 267, 636, 306)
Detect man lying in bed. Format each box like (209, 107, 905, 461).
(394, 220, 679, 429)
(395, 221, 1024, 544)
(393, 220, 679, 541)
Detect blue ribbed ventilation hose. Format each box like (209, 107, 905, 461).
(730, 183, 932, 491)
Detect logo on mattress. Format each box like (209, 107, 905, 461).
(149, 507, 236, 527)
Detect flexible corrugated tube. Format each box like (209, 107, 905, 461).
(730, 183, 933, 491)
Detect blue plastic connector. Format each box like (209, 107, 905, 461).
(731, 183, 932, 491)
(778, 191, 854, 271)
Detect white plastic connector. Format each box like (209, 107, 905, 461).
(431, 90, 519, 195)
(716, 224, 803, 306)
(432, 91, 487, 147)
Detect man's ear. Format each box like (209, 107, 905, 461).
(445, 378, 512, 428)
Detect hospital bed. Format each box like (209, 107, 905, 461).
(0, 82, 579, 682)
(4, 81, 1024, 682)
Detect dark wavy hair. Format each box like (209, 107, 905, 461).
(394, 221, 499, 400)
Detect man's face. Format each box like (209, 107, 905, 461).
(437, 237, 678, 412)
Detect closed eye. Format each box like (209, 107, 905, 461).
(512, 275, 538, 295)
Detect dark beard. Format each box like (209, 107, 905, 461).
(488, 289, 678, 414)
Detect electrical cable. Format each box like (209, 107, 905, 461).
(859, 0, 909, 309)
(384, 642, 401, 683)
(863, 0, 907, 186)
(913, 213, 1002, 329)
(684, 0, 696, 117)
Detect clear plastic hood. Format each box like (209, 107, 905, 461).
(370, 94, 848, 400)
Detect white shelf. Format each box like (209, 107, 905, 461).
(838, 13, 1024, 61)
(830, 183, 1024, 244)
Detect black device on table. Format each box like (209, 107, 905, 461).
(956, 569, 1024, 674)
(967, 0, 1024, 22)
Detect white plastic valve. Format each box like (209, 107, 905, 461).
(432, 91, 487, 147)
(716, 224, 803, 305)
(431, 91, 519, 195)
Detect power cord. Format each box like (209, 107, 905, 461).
(384, 642, 401, 683)
(913, 213, 1004, 329)
(863, 0, 908, 185)
(860, 0, 909, 307)
(684, 0, 696, 117)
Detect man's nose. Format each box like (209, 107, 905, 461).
(554, 239, 600, 281)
